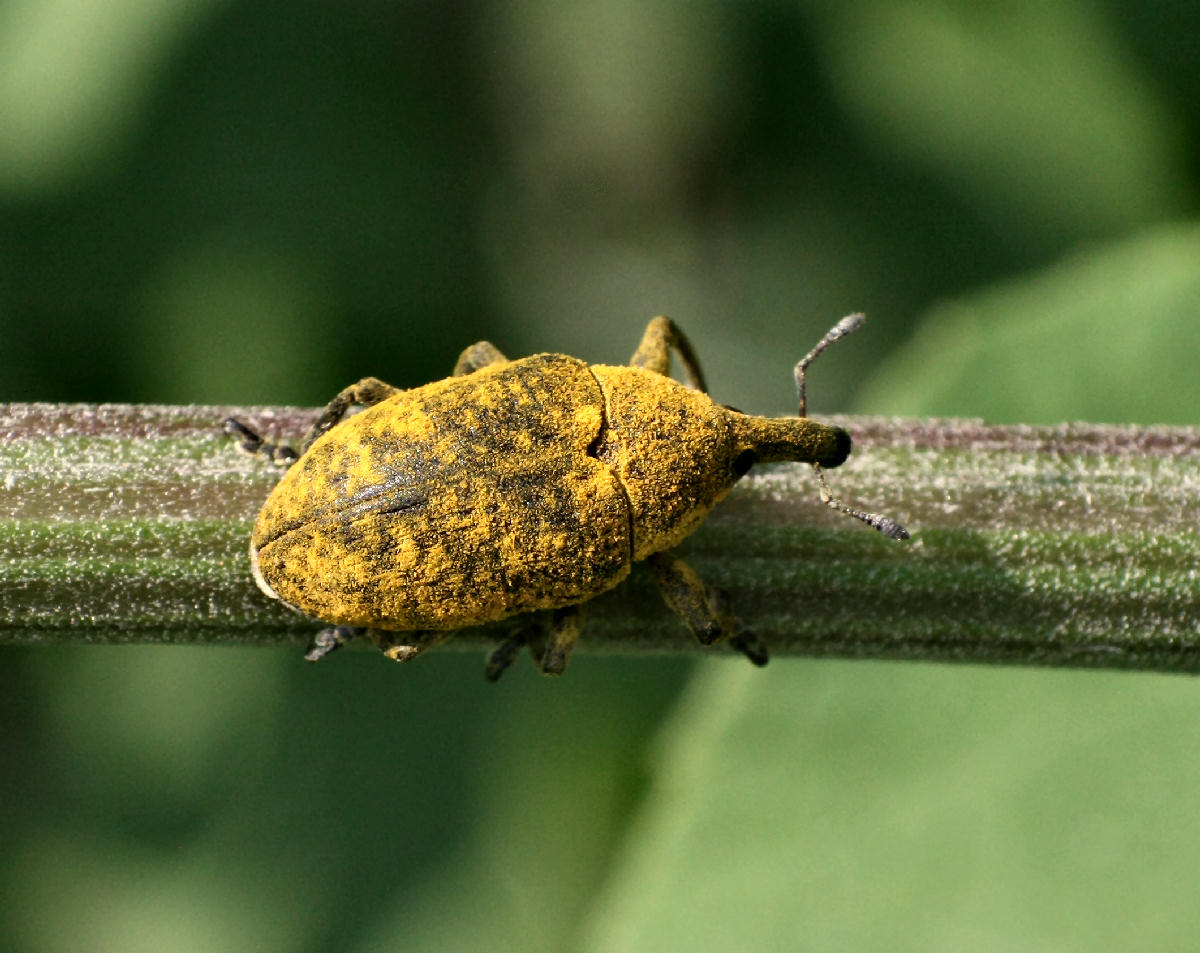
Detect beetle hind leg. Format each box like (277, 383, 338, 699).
(484, 606, 584, 680)
(223, 417, 300, 465)
(301, 377, 401, 452)
(453, 341, 508, 376)
(229, 377, 402, 463)
(629, 316, 708, 393)
(648, 551, 769, 666)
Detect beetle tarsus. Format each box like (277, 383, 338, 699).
(372, 629, 449, 663)
(224, 417, 299, 465)
(731, 630, 769, 667)
(539, 647, 568, 675)
(536, 605, 583, 675)
(648, 552, 768, 663)
(305, 626, 361, 661)
(485, 635, 524, 681)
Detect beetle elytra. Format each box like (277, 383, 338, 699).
(226, 315, 907, 679)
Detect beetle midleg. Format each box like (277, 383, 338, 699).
(370, 628, 451, 663)
(484, 617, 541, 681)
(538, 605, 584, 676)
(485, 631, 526, 682)
(301, 377, 400, 452)
(647, 551, 769, 666)
(628, 316, 708, 393)
(452, 341, 509, 376)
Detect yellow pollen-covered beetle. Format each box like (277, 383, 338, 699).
(226, 314, 907, 679)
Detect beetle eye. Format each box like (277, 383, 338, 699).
(732, 449, 756, 477)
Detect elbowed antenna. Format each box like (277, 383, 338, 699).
(814, 466, 910, 540)
(795, 312, 864, 419)
(793, 313, 910, 541)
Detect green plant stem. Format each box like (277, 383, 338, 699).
(2, 403, 1198, 672)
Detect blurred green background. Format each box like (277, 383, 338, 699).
(3, 1, 1199, 950)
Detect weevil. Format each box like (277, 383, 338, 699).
(226, 314, 907, 679)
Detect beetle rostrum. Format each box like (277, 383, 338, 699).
(226, 314, 908, 679)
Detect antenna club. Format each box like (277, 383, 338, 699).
(833, 312, 866, 337)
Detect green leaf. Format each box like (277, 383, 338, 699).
(585, 663, 1200, 952)
(809, 2, 1189, 244)
(858, 223, 1200, 425)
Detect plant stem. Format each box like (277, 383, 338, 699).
(2, 403, 1198, 672)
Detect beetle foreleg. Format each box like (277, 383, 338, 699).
(301, 377, 400, 452)
(629, 316, 708, 393)
(648, 551, 769, 665)
(729, 630, 769, 667)
(648, 551, 723, 645)
(711, 588, 769, 667)
(453, 341, 509, 376)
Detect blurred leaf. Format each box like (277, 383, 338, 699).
(858, 222, 1200, 424)
(0, 0, 218, 194)
(346, 659, 690, 953)
(130, 237, 332, 404)
(808, 0, 1192, 248)
(483, 0, 737, 212)
(585, 663, 1200, 953)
